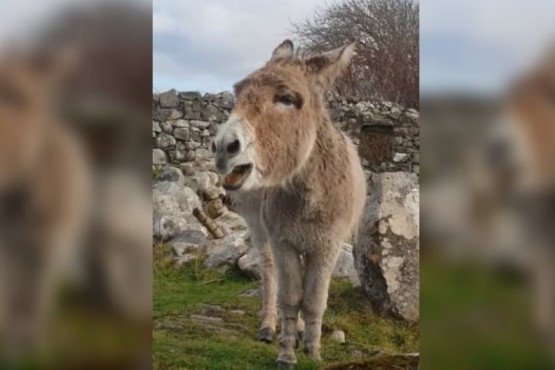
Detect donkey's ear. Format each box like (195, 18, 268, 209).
(270, 39, 294, 61)
(305, 42, 356, 90)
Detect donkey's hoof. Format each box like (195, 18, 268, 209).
(302, 345, 322, 361)
(276, 360, 295, 369)
(258, 327, 275, 343)
(276, 353, 297, 369)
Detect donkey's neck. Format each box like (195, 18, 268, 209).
(292, 110, 347, 188)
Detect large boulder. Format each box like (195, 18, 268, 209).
(354, 172, 419, 321)
(153, 181, 202, 240)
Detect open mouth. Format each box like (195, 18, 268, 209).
(222, 163, 253, 191)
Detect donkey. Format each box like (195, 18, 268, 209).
(212, 40, 366, 366)
(0, 48, 90, 358)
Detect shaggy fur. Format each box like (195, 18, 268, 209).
(213, 40, 366, 365)
(0, 50, 90, 357)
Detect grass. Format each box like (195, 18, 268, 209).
(153, 244, 418, 370)
(420, 252, 554, 370)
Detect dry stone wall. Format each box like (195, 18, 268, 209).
(152, 89, 419, 174)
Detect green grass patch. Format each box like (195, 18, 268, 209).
(153, 244, 418, 370)
(420, 254, 553, 370)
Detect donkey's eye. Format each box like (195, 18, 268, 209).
(274, 93, 301, 108)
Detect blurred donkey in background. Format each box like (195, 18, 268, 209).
(0, 2, 152, 369)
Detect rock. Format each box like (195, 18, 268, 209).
(157, 166, 184, 183)
(172, 119, 189, 128)
(179, 163, 195, 176)
(354, 172, 419, 321)
(183, 171, 218, 194)
(175, 254, 197, 266)
(189, 128, 201, 142)
(405, 108, 419, 121)
(393, 152, 409, 163)
(191, 314, 223, 323)
(239, 288, 260, 298)
(152, 181, 202, 240)
(184, 141, 201, 150)
(168, 150, 186, 163)
(190, 120, 211, 129)
(202, 185, 224, 201)
(330, 329, 346, 344)
(155, 133, 176, 149)
(201, 104, 225, 122)
(203, 234, 249, 269)
(169, 229, 207, 256)
(217, 211, 248, 236)
(195, 148, 212, 159)
(179, 91, 202, 100)
(389, 107, 401, 119)
(238, 247, 260, 278)
(332, 244, 361, 286)
(203, 93, 217, 102)
(204, 198, 226, 219)
(152, 121, 161, 132)
(173, 127, 189, 140)
(214, 92, 235, 109)
(153, 149, 167, 165)
(209, 123, 220, 136)
(160, 121, 173, 133)
(159, 89, 179, 108)
(153, 108, 182, 121)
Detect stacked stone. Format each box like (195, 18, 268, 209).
(152, 89, 234, 167)
(153, 90, 420, 174)
(328, 99, 420, 174)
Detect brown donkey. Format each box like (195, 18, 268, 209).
(0, 49, 90, 358)
(212, 40, 366, 366)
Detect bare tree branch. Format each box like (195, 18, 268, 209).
(292, 0, 419, 108)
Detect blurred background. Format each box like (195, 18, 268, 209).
(0, 0, 152, 369)
(421, 0, 555, 369)
(2, 0, 555, 368)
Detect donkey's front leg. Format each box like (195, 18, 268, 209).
(258, 239, 277, 343)
(301, 247, 341, 361)
(273, 245, 303, 367)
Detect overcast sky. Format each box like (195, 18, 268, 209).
(1, 0, 553, 95)
(153, 0, 333, 93)
(154, 0, 555, 95)
(421, 0, 555, 94)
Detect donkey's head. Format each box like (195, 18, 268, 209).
(0, 48, 74, 189)
(213, 40, 355, 191)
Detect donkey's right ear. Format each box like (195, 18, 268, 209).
(270, 39, 294, 61)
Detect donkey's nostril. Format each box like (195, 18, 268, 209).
(211, 141, 217, 153)
(226, 139, 241, 155)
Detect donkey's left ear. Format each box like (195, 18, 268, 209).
(305, 41, 356, 90)
(270, 39, 294, 61)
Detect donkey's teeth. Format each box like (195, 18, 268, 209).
(224, 171, 242, 186)
(222, 164, 253, 190)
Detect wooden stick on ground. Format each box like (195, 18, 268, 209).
(193, 207, 224, 239)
